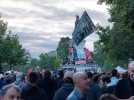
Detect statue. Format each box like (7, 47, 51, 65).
(72, 11, 95, 46)
(68, 11, 95, 64)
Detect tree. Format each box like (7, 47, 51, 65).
(1, 33, 28, 69)
(30, 58, 39, 67)
(38, 53, 60, 69)
(0, 17, 7, 70)
(50, 56, 60, 69)
(94, 0, 134, 68)
(57, 37, 71, 64)
(0, 17, 28, 70)
(39, 53, 50, 68)
(94, 25, 114, 69)
(93, 41, 105, 67)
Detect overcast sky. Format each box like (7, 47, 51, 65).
(0, 0, 110, 57)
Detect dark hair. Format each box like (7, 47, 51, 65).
(102, 76, 111, 83)
(28, 72, 38, 83)
(64, 77, 74, 84)
(58, 70, 64, 78)
(44, 70, 51, 79)
(86, 71, 93, 79)
(93, 74, 100, 83)
(99, 94, 118, 100)
(0, 84, 21, 97)
(122, 72, 128, 79)
(112, 69, 118, 77)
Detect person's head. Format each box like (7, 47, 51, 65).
(64, 71, 74, 79)
(86, 71, 93, 84)
(111, 69, 118, 77)
(36, 72, 43, 81)
(128, 61, 134, 81)
(100, 75, 111, 87)
(27, 72, 38, 84)
(93, 74, 101, 84)
(43, 70, 51, 79)
(73, 72, 89, 92)
(86, 71, 93, 79)
(121, 72, 128, 79)
(58, 70, 64, 78)
(0, 84, 21, 100)
(99, 94, 118, 100)
(63, 71, 74, 84)
(102, 76, 111, 84)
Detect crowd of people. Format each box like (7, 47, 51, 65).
(0, 61, 134, 100)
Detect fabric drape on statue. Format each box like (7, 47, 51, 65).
(72, 11, 95, 46)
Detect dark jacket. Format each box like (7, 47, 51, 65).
(115, 78, 134, 99)
(21, 83, 48, 100)
(38, 77, 56, 100)
(102, 85, 116, 94)
(89, 83, 102, 100)
(56, 78, 64, 89)
(84, 89, 98, 100)
(53, 83, 74, 100)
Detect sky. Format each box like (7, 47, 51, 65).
(0, 0, 110, 57)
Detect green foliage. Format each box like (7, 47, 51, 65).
(39, 53, 50, 68)
(95, 0, 134, 69)
(57, 37, 71, 64)
(38, 53, 60, 69)
(93, 41, 105, 67)
(30, 58, 39, 67)
(0, 17, 28, 71)
(94, 26, 114, 68)
(50, 56, 60, 69)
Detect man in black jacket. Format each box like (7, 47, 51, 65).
(21, 72, 48, 100)
(53, 71, 74, 100)
(115, 61, 134, 99)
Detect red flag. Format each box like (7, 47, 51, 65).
(84, 48, 92, 60)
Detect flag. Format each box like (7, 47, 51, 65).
(84, 48, 92, 60)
